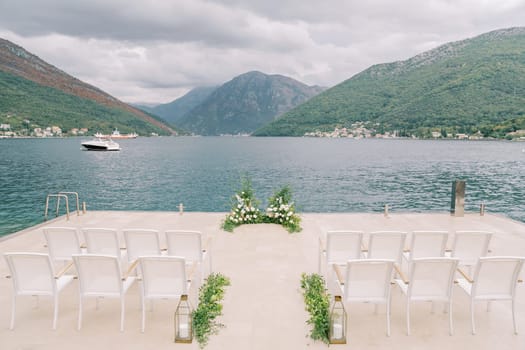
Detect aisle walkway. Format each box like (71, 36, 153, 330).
(0, 211, 524, 350)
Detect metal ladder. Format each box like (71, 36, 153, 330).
(44, 191, 81, 221)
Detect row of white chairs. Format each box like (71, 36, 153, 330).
(332, 256, 524, 336)
(4, 253, 194, 332)
(319, 230, 492, 273)
(319, 230, 523, 336)
(43, 227, 212, 274)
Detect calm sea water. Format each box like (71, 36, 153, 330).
(0, 137, 524, 236)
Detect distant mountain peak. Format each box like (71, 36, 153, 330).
(177, 71, 325, 135)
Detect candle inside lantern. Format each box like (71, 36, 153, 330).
(178, 323, 189, 338)
(332, 324, 343, 339)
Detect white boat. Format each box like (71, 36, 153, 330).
(81, 138, 121, 151)
(94, 129, 138, 139)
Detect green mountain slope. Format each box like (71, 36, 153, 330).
(178, 71, 324, 135)
(142, 86, 217, 125)
(0, 70, 175, 135)
(0, 38, 177, 136)
(254, 27, 525, 137)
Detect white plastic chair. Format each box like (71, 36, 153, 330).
(139, 256, 192, 332)
(82, 228, 127, 268)
(165, 230, 212, 277)
(123, 229, 161, 263)
(450, 231, 492, 270)
(333, 259, 395, 336)
(4, 252, 75, 330)
(366, 231, 407, 264)
(395, 257, 459, 335)
(82, 228, 122, 257)
(404, 231, 448, 261)
(403, 231, 448, 276)
(43, 227, 83, 263)
(318, 231, 363, 273)
(457, 256, 524, 334)
(73, 254, 137, 331)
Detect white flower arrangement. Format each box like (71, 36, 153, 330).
(222, 179, 301, 233)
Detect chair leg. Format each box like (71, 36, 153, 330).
(471, 299, 476, 335)
(448, 300, 453, 336)
(406, 300, 411, 336)
(120, 296, 125, 332)
(10, 294, 16, 330)
(78, 296, 83, 330)
(512, 298, 518, 335)
(318, 250, 322, 274)
(386, 300, 391, 337)
(53, 294, 59, 330)
(141, 296, 146, 333)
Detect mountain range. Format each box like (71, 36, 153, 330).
(254, 27, 525, 138)
(2, 27, 525, 139)
(0, 38, 177, 136)
(137, 86, 217, 125)
(146, 71, 324, 135)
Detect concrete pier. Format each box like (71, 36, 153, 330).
(1, 211, 524, 350)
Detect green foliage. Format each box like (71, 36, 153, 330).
(0, 70, 172, 135)
(300, 273, 330, 344)
(264, 186, 302, 233)
(221, 177, 263, 232)
(221, 178, 302, 233)
(192, 273, 231, 348)
(253, 28, 525, 138)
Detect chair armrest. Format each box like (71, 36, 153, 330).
(123, 259, 139, 280)
(394, 264, 409, 284)
(333, 264, 345, 285)
(203, 236, 212, 252)
(318, 237, 326, 252)
(55, 261, 74, 279)
(187, 261, 198, 282)
(361, 240, 368, 253)
(457, 267, 474, 283)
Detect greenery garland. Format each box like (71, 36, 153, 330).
(221, 178, 301, 233)
(192, 273, 231, 348)
(300, 273, 331, 344)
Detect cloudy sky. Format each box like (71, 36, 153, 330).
(1, 0, 524, 105)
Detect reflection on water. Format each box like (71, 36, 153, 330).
(0, 137, 523, 236)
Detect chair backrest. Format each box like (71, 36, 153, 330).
(367, 231, 407, 264)
(408, 257, 458, 300)
(139, 256, 188, 298)
(123, 229, 161, 262)
(4, 253, 56, 295)
(43, 227, 82, 262)
(325, 231, 363, 264)
(451, 231, 492, 266)
(408, 231, 448, 259)
(82, 228, 121, 257)
(73, 254, 123, 296)
(343, 259, 394, 302)
(165, 230, 203, 262)
(471, 256, 524, 299)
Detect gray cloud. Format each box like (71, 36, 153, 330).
(0, 0, 524, 104)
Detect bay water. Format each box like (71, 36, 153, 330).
(0, 137, 524, 237)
